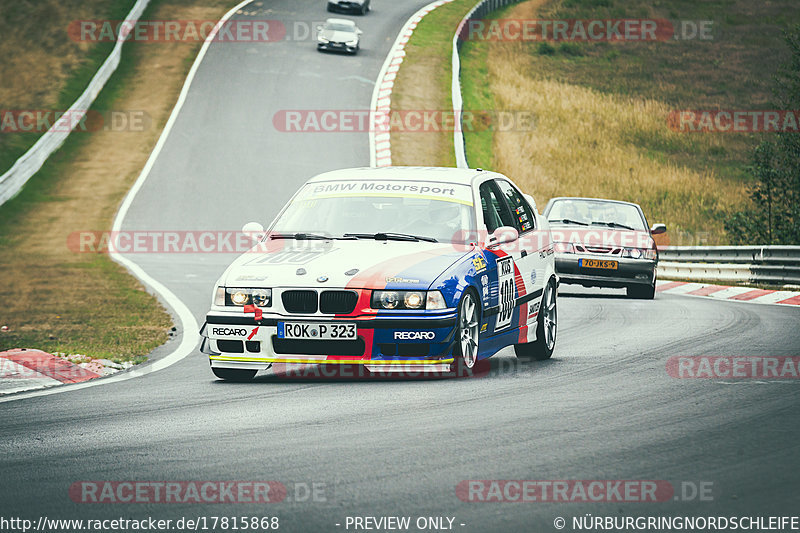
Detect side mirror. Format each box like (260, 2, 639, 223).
(489, 226, 519, 247)
(316, 25, 323, 31)
(357, 29, 363, 35)
(242, 221, 265, 242)
(650, 223, 667, 235)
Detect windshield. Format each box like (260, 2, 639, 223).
(546, 199, 646, 231)
(272, 180, 476, 243)
(324, 23, 355, 32)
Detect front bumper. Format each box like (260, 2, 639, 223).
(317, 41, 358, 53)
(555, 254, 656, 288)
(202, 313, 458, 373)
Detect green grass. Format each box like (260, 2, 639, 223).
(459, 3, 519, 169)
(389, 0, 480, 167)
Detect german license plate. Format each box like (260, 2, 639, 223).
(580, 258, 618, 269)
(277, 322, 356, 340)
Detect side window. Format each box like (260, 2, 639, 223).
(479, 181, 515, 233)
(495, 179, 536, 234)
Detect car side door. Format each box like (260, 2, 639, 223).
(493, 179, 547, 331)
(477, 179, 530, 334)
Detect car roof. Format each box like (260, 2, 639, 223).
(547, 196, 642, 208)
(325, 18, 357, 26)
(306, 166, 500, 187)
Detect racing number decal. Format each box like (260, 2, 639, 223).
(495, 256, 515, 330)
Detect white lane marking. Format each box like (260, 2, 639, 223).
(0, 0, 257, 403)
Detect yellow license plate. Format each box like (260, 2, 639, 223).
(580, 259, 618, 269)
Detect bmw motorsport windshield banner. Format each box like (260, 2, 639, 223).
(294, 179, 475, 206)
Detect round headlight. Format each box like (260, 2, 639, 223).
(230, 290, 249, 306)
(404, 291, 424, 309)
(251, 289, 270, 307)
(379, 291, 400, 309)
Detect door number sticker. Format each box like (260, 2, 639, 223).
(496, 256, 515, 330)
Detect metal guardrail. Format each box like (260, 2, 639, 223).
(0, 0, 151, 208)
(453, 0, 522, 168)
(659, 246, 800, 286)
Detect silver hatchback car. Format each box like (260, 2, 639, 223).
(543, 197, 666, 299)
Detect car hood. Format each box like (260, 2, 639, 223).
(319, 30, 356, 42)
(221, 239, 471, 290)
(549, 225, 654, 249)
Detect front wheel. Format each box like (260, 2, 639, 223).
(515, 279, 557, 361)
(212, 368, 256, 382)
(450, 291, 480, 374)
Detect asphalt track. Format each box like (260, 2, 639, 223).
(2, 1, 800, 532)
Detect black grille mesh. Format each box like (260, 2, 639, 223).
(320, 290, 358, 314)
(282, 290, 318, 313)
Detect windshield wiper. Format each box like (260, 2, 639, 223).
(548, 218, 589, 226)
(269, 233, 354, 240)
(591, 221, 636, 231)
(343, 232, 438, 243)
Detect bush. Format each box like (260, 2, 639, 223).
(725, 26, 800, 245)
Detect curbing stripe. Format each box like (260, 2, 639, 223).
(656, 280, 800, 307)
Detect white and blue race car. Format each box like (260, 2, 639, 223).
(201, 167, 557, 380)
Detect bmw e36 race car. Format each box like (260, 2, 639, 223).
(201, 167, 557, 380)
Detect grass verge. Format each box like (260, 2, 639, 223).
(390, 0, 480, 167)
(0, 0, 238, 361)
(458, 0, 800, 244)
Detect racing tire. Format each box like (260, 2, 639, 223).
(360, 4, 367, 14)
(327, 4, 334, 12)
(514, 278, 557, 361)
(449, 290, 480, 376)
(212, 368, 257, 382)
(627, 282, 656, 299)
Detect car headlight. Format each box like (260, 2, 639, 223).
(554, 242, 574, 253)
(251, 288, 271, 307)
(622, 248, 656, 260)
(371, 290, 446, 310)
(215, 287, 272, 307)
(346, 40, 358, 46)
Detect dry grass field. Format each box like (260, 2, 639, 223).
(396, 0, 800, 244)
